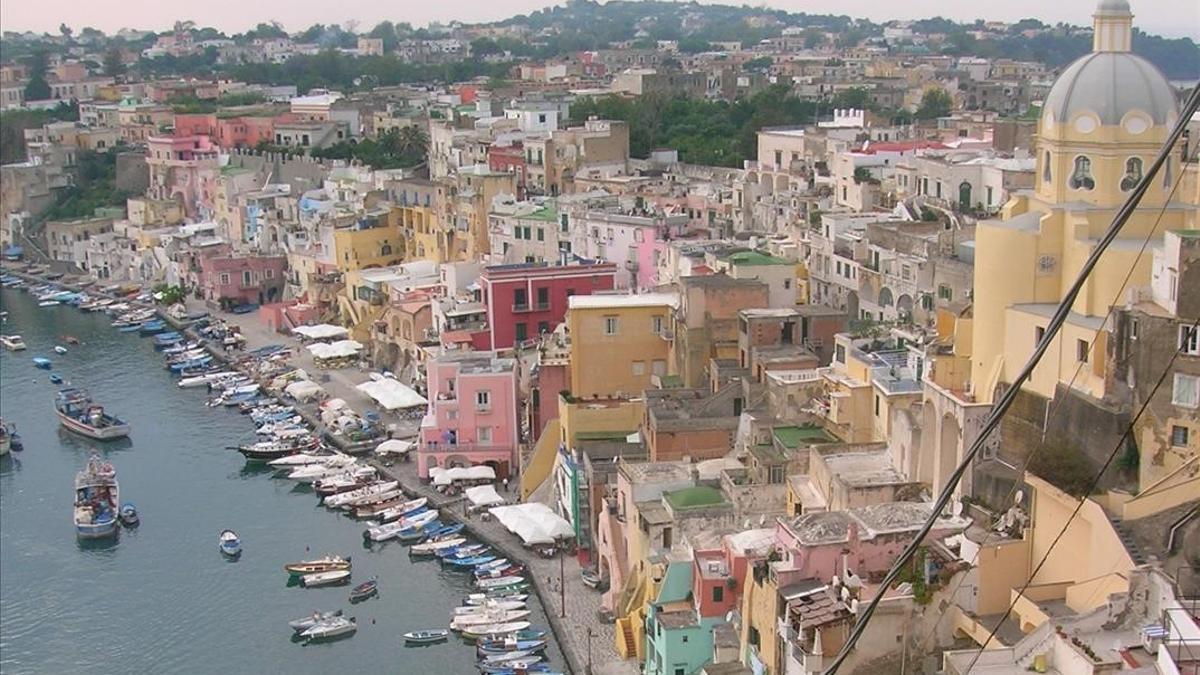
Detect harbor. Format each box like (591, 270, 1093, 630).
(0, 280, 569, 674)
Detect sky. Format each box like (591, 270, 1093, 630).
(1, 0, 1196, 40)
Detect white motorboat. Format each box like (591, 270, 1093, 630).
(1, 335, 27, 351)
(288, 460, 362, 484)
(177, 371, 237, 388)
(362, 508, 437, 542)
(300, 616, 357, 641)
(288, 609, 343, 634)
(410, 536, 467, 556)
(370, 497, 429, 523)
(464, 592, 528, 606)
(450, 609, 531, 630)
(323, 481, 399, 508)
(339, 488, 403, 511)
(458, 620, 532, 639)
(453, 600, 527, 615)
(267, 453, 329, 467)
(300, 570, 351, 587)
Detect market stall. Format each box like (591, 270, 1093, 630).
(488, 503, 574, 547)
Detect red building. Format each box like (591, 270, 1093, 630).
(487, 142, 526, 197)
(479, 262, 617, 350)
(198, 255, 288, 309)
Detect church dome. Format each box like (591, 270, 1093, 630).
(1042, 52, 1177, 127)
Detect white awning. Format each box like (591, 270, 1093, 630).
(375, 439, 414, 456)
(285, 379, 323, 401)
(356, 377, 428, 410)
(293, 324, 349, 340)
(465, 485, 505, 507)
(432, 465, 496, 486)
(488, 503, 575, 546)
(307, 339, 363, 359)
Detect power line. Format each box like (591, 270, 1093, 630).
(960, 317, 1199, 672)
(910, 139, 1197, 659)
(821, 81, 1200, 675)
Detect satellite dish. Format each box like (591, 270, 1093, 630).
(1014, 490, 1025, 505)
(951, 500, 964, 517)
(725, 611, 735, 623)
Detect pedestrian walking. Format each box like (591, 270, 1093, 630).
(502, 477, 509, 492)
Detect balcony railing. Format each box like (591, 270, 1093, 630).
(512, 303, 530, 313)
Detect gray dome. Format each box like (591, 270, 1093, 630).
(1043, 52, 1178, 126)
(1095, 0, 1131, 11)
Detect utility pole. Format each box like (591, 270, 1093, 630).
(586, 627, 594, 674)
(559, 536, 566, 618)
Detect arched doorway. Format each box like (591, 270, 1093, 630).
(897, 294, 914, 320)
(846, 291, 860, 320)
(878, 287, 894, 308)
(938, 413, 962, 495)
(958, 182, 972, 211)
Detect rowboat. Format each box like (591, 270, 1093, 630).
(477, 637, 547, 655)
(371, 497, 429, 523)
(454, 600, 528, 615)
(403, 629, 450, 644)
(411, 537, 468, 557)
(363, 510, 438, 542)
(478, 656, 544, 673)
(464, 593, 529, 606)
(284, 555, 351, 575)
(219, 529, 242, 557)
(349, 577, 378, 602)
(300, 570, 351, 587)
(451, 609, 531, 630)
(476, 576, 528, 590)
(459, 621, 532, 640)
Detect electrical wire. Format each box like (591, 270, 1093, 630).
(910, 139, 1197, 659)
(821, 81, 1200, 675)
(960, 317, 1198, 672)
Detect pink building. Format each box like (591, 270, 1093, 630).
(418, 351, 519, 480)
(146, 135, 220, 217)
(692, 530, 774, 619)
(198, 254, 288, 309)
(579, 210, 691, 291)
(173, 114, 275, 150)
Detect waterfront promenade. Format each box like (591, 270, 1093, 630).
(189, 301, 637, 675)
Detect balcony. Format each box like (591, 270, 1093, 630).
(512, 302, 531, 313)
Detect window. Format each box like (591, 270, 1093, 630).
(1070, 155, 1095, 190)
(1077, 338, 1089, 363)
(220, 273, 231, 286)
(651, 315, 664, 334)
(560, 213, 569, 232)
(1180, 325, 1199, 355)
(478, 426, 492, 445)
(774, 150, 782, 167)
(652, 359, 667, 376)
(513, 288, 528, 310)
(1120, 157, 1143, 191)
(875, 394, 880, 416)
(475, 390, 491, 411)
(1173, 374, 1199, 409)
(537, 287, 549, 308)
(242, 270, 253, 286)
(537, 228, 544, 241)
(937, 284, 953, 301)
(632, 360, 646, 376)
(713, 586, 724, 603)
(604, 316, 619, 335)
(1171, 425, 1190, 447)
(1130, 318, 1139, 341)
(265, 268, 274, 279)
(515, 322, 527, 342)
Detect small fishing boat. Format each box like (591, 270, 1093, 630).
(53, 345, 68, 354)
(38, 300, 60, 307)
(459, 621, 532, 640)
(477, 637, 547, 655)
(451, 609, 531, 631)
(138, 320, 167, 335)
(411, 537, 468, 557)
(299, 570, 351, 587)
(465, 593, 529, 606)
(49, 373, 64, 384)
(1, 335, 27, 351)
(284, 555, 351, 576)
(119, 502, 139, 526)
(33, 357, 52, 369)
(55, 388, 131, 440)
(371, 497, 429, 523)
(74, 455, 119, 539)
(478, 656, 544, 673)
(454, 600, 528, 615)
(323, 481, 400, 508)
(63, 335, 82, 344)
(289, 609, 343, 634)
(349, 577, 378, 602)
(403, 629, 450, 645)
(440, 543, 490, 559)
(363, 509, 438, 542)
(476, 576, 529, 590)
(219, 529, 242, 557)
(237, 438, 319, 462)
(479, 650, 540, 665)
(300, 616, 356, 641)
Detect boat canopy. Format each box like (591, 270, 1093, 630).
(488, 503, 574, 546)
(430, 465, 495, 486)
(356, 377, 427, 411)
(375, 439, 413, 456)
(465, 485, 505, 508)
(293, 324, 350, 341)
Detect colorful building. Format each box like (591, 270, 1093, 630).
(418, 351, 520, 479)
(567, 293, 678, 399)
(480, 262, 617, 350)
(197, 254, 287, 308)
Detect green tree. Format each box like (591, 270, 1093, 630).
(803, 28, 826, 49)
(246, 22, 288, 40)
(676, 37, 712, 54)
(915, 87, 952, 119)
(23, 50, 52, 101)
(471, 37, 503, 57)
(831, 87, 870, 111)
(103, 48, 126, 78)
(368, 21, 399, 53)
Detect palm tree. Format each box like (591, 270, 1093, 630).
(396, 125, 428, 162)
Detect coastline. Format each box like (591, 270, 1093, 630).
(1, 265, 630, 675)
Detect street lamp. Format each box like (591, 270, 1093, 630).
(586, 627, 595, 674)
(557, 534, 566, 618)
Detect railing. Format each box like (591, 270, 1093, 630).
(512, 303, 530, 313)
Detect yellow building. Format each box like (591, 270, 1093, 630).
(331, 211, 405, 274)
(393, 205, 460, 263)
(971, 0, 1198, 404)
(566, 293, 678, 399)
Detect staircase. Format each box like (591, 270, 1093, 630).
(1108, 516, 1149, 565)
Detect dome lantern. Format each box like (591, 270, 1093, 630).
(1093, 0, 1133, 53)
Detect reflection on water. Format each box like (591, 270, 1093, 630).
(56, 427, 134, 454)
(75, 532, 121, 553)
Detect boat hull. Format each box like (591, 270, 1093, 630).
(57, 411, 131, 440)
(75, 519, 119, 539)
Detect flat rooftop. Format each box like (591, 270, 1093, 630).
(821, 449, 907, 487)
(663, 486, 727, 510)
(620, 460, 693, 484)
(568, 292, 678, 310)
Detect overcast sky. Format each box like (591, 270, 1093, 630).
(1, 0, 1196, 40)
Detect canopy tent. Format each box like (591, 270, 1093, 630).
(307, 339, 363, 360)
(292, 324, 349, 341)
(375, 439, 413, 456)
(488, 503, 575, 546)
(356, 377, 428, 411)
(284, 379, 324, 401)
(465, 485, 505, 508)
(432, 465, 496, 486)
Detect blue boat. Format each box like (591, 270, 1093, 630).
(139, 320, 167, 335)
(444, 555, 497, 568)
(423, 523, 465, 540)
(32, 357, 52, 369)
(170, 356, 212, 372)
(153, 332, 183, 348)
(397, 521, 442, 543)
(118, 323, 143, 333)
(477, 638, 548, 655)
(119, 502, 139, 526)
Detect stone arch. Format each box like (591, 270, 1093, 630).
(444, 454, 470, 469)
(774, 174, 789, 192)
(878, 287, 894, 308)
(846, 290, 860, 320)
(897, 293, 914, 319)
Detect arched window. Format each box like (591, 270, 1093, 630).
(1120, 157, 1143, 191)
(1042, 151, 1052, 183)
(1069, 156, 1095, 190)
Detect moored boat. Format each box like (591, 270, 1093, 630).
(119, 502, 139, 526)
(33, 357, 52, 369)
(53, 345, 68, 354)
(299, 570, 351, 587)
(284, 555, 351, 576)
(289, 609, 344, 634)
(300, 616, 356, 641)
(219, 529, 242, 557)
(55, 388, 131, 440)
(1, 334, 27, 351)
(459, 620, 532, 640)
(323, 481, 399, 508)
(74, 455, 119, 539)
(403, 629, 450, 644)
(411, 536, 468, 557)
(349, 577, 378, 602)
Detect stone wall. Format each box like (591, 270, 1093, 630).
(115, 151, 149, 194)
